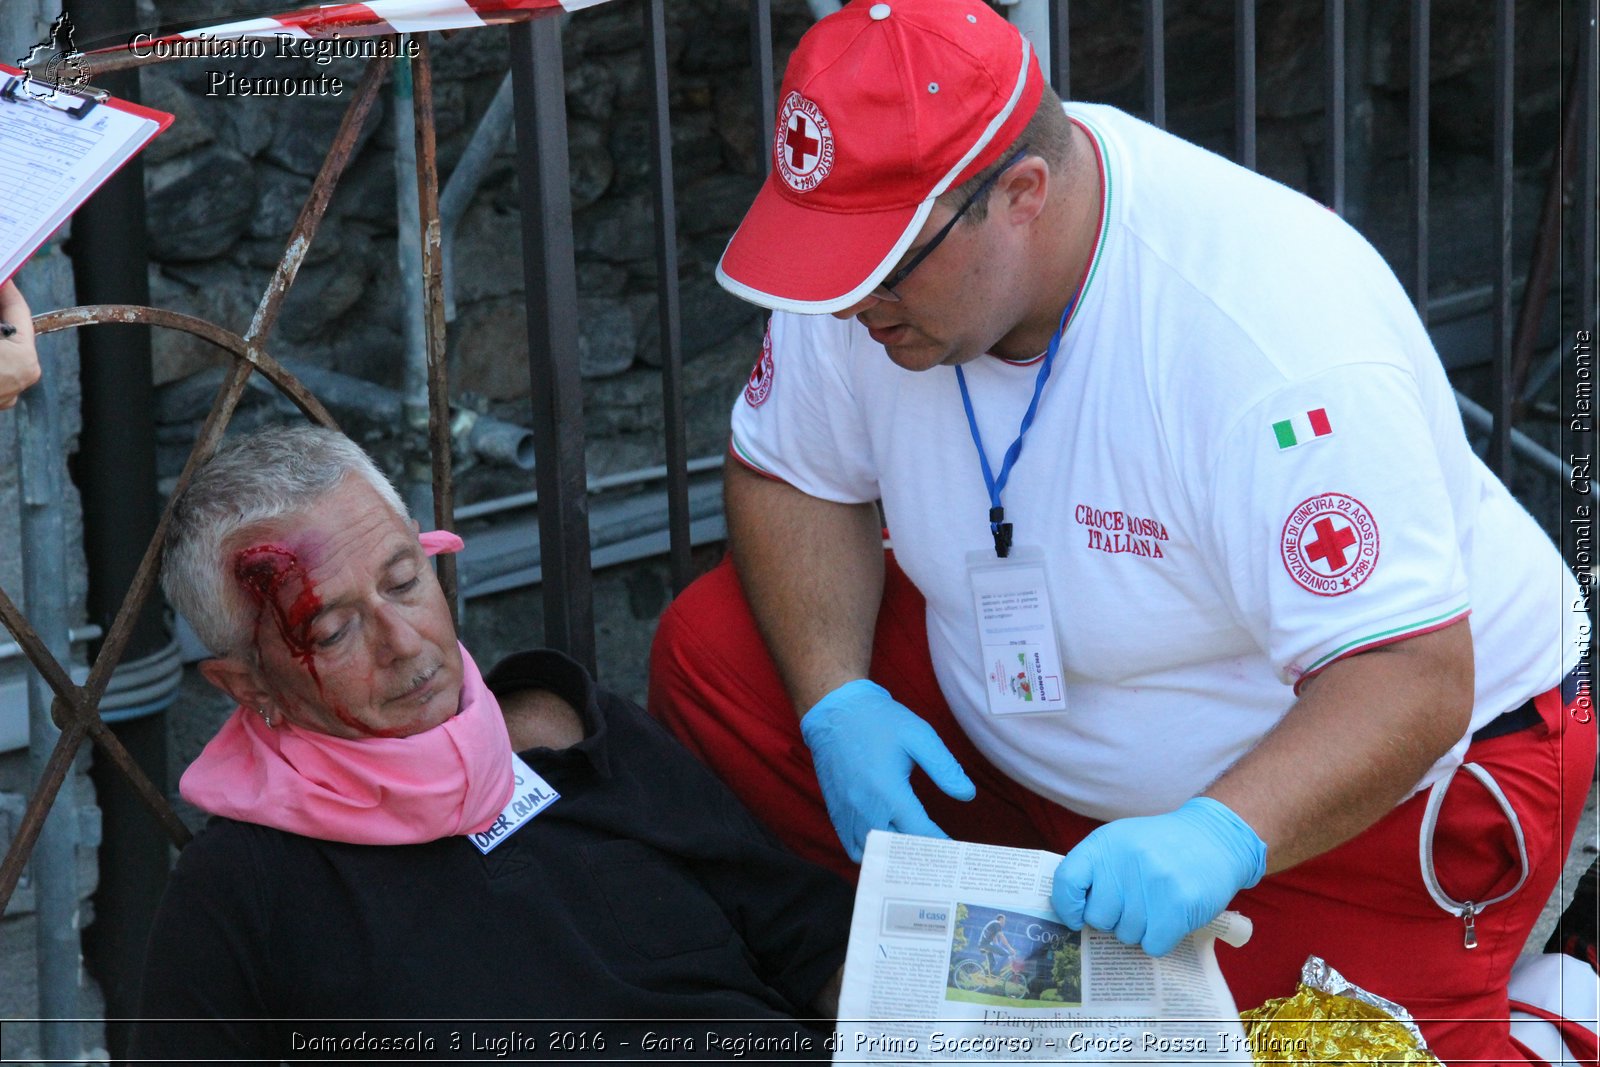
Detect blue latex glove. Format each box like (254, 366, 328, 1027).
(1051, 797, 1266, 957)
(799, 679, 976, 862)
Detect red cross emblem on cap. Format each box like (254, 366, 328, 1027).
(785, 114, 820, 171)
(1280, 493, 1380, 596)
(775, 91, 835, 193)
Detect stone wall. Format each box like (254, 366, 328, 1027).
(141, 0, 826, 505)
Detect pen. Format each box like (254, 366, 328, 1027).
(0, 323, 15, 339)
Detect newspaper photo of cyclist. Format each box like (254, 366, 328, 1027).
(946, 904, 1082, 1007)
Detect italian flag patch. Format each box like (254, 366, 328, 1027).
(1273, 408, 1333, 450)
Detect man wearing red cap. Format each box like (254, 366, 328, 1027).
(650, 0, 1592, 1058)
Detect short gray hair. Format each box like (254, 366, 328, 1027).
(161, 425, 409, 657)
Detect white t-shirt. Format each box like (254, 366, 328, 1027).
(728, 103, 1581, 822)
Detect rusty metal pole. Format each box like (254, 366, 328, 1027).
(509, 18, 595, 673)
(751, 0, 775, 179)
(1510, 48, 1585, 407)
(1488, 0, 1515, 477)
(394, 47, 436, 527)
(643, 0, 690, 594)
(410, 35, 458, 615)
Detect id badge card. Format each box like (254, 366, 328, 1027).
(467, 753, 560, 854)
(967, 545, 1068, 715)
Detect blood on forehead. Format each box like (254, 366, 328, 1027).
(234, 542, 323, 678)
(231, 540, 415, 740)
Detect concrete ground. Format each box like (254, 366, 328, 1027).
(0, 917, 108, 1063)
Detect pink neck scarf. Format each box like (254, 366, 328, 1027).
(179, 530, 514, 845)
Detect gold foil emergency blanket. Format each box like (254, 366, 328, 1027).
(1238, 955, 1443, 1065)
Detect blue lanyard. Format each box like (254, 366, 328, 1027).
(955, 294, 1077, 558)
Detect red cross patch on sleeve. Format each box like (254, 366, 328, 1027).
(1280, 492, 1380, 596)
(744, 321, 775, 407)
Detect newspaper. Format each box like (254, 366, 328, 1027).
(834, 831, 1258, 1064)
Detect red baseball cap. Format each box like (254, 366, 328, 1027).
(717, 0, 1045, 314)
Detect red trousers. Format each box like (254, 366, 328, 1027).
(649, 555, 1596, 1065)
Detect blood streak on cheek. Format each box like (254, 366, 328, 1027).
(233, 544, 383, 738)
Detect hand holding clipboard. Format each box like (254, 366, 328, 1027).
(0, 280, 40, 410)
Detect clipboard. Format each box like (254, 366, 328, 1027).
(0, 62, 173, 284)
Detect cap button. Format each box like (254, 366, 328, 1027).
(869, 3, 891, 19)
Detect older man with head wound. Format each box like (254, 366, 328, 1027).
(131, 425, 848, 1063)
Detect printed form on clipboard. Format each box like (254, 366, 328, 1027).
(0, 63, 172, 284)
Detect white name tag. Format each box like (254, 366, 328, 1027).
(467, 753, 559, 854)
(967, 546, 1068, 715)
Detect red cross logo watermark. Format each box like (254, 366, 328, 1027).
(774, 92, 834, 193)
(1280, 493, 1380, 596)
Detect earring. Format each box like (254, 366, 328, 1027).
(255, 706, 276, 729)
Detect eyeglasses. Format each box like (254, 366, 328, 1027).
(869, 146, 1031, 302)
